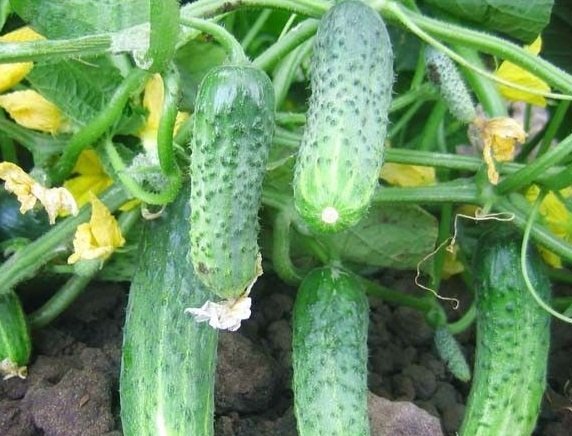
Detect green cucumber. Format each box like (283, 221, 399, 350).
(120, 183, 218, 436)
(293, 266, 369, 435)
(190, 65, 275, 299)
(434, 326, 471, 382)
(0, 188, 50, 242)
(425, 47, 476, 124)
(460, 226, 551, 436)
(293, 0, 393, 233)
(0, 289, 31, 379)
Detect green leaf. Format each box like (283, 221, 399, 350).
(174, 40, 227, 112)
(10, 0, 148, 39)
(26, 57, 124, 126)
(423, 0, 554, 43)
(315, 204, 438, 270)
(542, 0, 572, 74)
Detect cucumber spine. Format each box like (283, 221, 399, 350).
(460, 226, 551, 436)
(293, 0, 393, 233)
(120, 183, 218, 436)
(190, 65, 275, 299)
(293, 266, 370, 435)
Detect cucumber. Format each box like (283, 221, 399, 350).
(434, 326, 471, 382)
(120, 183, 218, 436)
(293, 0, 393, 233)
(425, 47, 476, 124)
(293, 266, 370, 435)
(190, 65, 275, 299)
(0, 188, 50, 242)
(460, 225, 551, 436)
(0, 289, 31, 379)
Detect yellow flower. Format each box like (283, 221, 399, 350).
(526, 185, 572, 268)
(0, 90, 65, 134)
(138, 74, 189, 153)
(471, 116, 526, 185)
(380, 163, 436, 187)
(0, 26, 44, 93)
(67, 194, 125, 264)
(0, 161, 78, 224)
(495, 36, 550, 107)
(64, 150, 113, 208)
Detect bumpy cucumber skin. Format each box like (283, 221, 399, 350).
(120, 184, 218, 436)
(460, 226, 551, 436)
(425, 47, 476, 124)
(293, 267, 370, 436)
(190, 65, 275, 299)
(293, 0, 393, 233)
(0, 290, 31, 367)
(434, 326, 471, 382)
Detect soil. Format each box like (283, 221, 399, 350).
(1, 272, 571, 435)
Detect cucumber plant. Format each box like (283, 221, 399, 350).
(0, 1, 570, 436)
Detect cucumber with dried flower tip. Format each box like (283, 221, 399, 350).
(293, 0, 393, 233)
(0, 290, 31, 379)
(460, 226, 551, 436)
(425, 47, 476, 124)
(293, 266, 370, 435)
(120, 183, 218, 436)
(190, 65, 275, 299)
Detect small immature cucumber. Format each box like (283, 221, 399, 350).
(120, 183, 218, 436)
(434, 326, 471, 382)
(425, 47, 476, 124)
(293, 266, 370, 436)
(460, 226, 551, 436)
(0, 290, 31, 378)
(190, 65, 275, 299)
(294, 0, 393, 233)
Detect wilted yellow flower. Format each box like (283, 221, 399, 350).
(441, 243, 465, 279)
(495, 37, 550, 107)
(138, 74, 189, 153)
(67, 194, 125, 264)
(471, 116, 526, 184)
(0, 26, 44, 93)
(380, 163, 436, 187)
(0, 90, 65, 134)
(1, 358, 27, 380)
(0, 161, 77, 224)
(526, 185, 572, 268)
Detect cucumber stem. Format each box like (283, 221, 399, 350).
(50, 68, 150, 184)
(272, 209, 304, 285)
(27, 208, 140, 329)
(241, 9, 273, 51)
(447, 303, 476, 334)
(537, 100, 571, 157)
(157, 66, 181, 176)
(180, 17, 248, 64)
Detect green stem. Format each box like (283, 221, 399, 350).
(180, 17, 248, 64)
(157, 66, 181, 176)
(50, 68, 149, 184)
(272, 208, 304, 285)
(372, 180, 479, 204)
(0, 185, 129, 297)
(520, 190, 572, 324)
(0, 35, 111, 63)
(447, 303, 476, 334)
(146, 0, 179, 72)
(275, 112, 307, 125)
(543, 167, 572, 192)
(496, 130, 572, 194)
(380, 3, 572, 95)
(0, 133, 16, 163)
(252, 18, 319, 70)
(104, 139, 182, 205)
(27, 208, 140, 329)
(537, 100, 571, 157)
(419, 101, 446, 151)
(455, 46, 507, 117)
(431, 203, 453, 290)
(181, 0, 328, 21)
(553, 297, 572, 311)
(548, 269, 572, 285)
(496, 195, 572, 263)
(273, 39, 313, 108)
(241, 9, 273, 51)
(388, 100, 424, 139)
(361, 276, 437, 312)
(409, 46, 426, 89)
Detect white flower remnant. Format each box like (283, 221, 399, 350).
(1, 358, 27, 380)
(185, 294, 252, 331)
